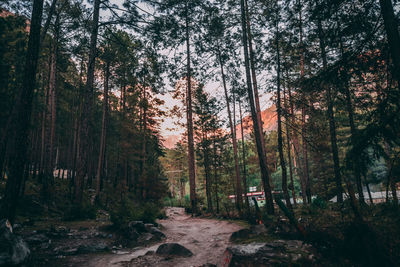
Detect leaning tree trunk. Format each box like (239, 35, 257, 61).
(75, 0, 100, 204)
(240, 0, 274, 214)
(218, 48, 243, 214)
(0, 0, 44, 223)
(185, 4, 197, 215)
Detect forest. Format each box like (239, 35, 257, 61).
(0, 0, 400, 266)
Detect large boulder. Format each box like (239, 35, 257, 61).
(222, 240, 316, 267)
(156, 243, 193, 257)
(0, 219, 30, 266)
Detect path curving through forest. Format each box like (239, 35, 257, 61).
(69, 207, 242, 267)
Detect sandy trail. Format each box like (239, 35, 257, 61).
(71, 207, 242, 267)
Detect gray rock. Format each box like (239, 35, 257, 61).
(78, 242, 109, 253)
(229, 228, 252, 242)
(144, 223, 154, 231)
(156, 243, 193, 257)
(138, 233, 154, 243)
(222, 240, 316, 267)
(25, 234, 49, 245)
(53, 247, 78, 256)
(128, 221, 146, 233)
(148, 227, 166, 240)
(0, 219, 30, 266)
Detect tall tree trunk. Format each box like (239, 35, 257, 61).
(213, 129, 220, 214)
(327, 88, 343, 203)
(141, 84, 147, 200)
(95, 61, 110, 200)
(384, 143, 398, 203)
(283, 86, 297, 206)
(244, 0, 266, 155)
(185, 2, 197, 214)
(298, 0, 311, 203)
(202, 132, 213, 213)
(75, 0, 100, 204)
(316, 18, 343, 203)
(240, 0, 274, 214)
(40, 0, 58, 45)
(217, 48, 243, 214)
(335, 27, 365, 204)
(238, 99, 251, 215)
(276, 23, 292, 210)
(379, 0, 400, 88)
(0, 0, 44, 222)
(284, 60, 304, 203)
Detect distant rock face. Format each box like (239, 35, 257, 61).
(156, 243, 193, 257)
(0, 219, 31, 266)
(235, 104, 277, 140)
(222, 240, 316, 267)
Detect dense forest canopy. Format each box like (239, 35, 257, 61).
(0, 0, 400, 265)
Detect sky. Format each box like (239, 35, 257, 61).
(100, 0, 274, 138)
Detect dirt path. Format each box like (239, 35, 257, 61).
(69, 207, 242, 267)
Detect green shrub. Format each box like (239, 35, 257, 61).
(312, 196, 327, 209)
(110, 197, 163, 229)
(63, 202, 97, 221)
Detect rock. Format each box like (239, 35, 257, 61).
(250, 224, 267, 235)
(145, 250, 155, 256)
(78, 242, 109, 253)
(25, 234, 49, 245)
(138, 233, 154, 243)
(148, 227, 166, 240)
(127, 228, 140, 241)
(53, 247, 78, 256)
(200, 264, 217, 267)
(229, 229, 252, 242)
(0, 219, 31, 266)
(156, 243, 193, 257)
(222, 240, 316, 267)
(144, 223, 154, 231)
(128, 221, 146, 233)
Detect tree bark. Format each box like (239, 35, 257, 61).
(238, 99, 251, 215)
(379, 0, 400, 88)
(75, 0, 100, 204)
(298, 0, 311, 203)
(185, 2, 197, 214)
(217, 48, 243, 214)
(240, 0, 274, 214)
(0, 0, 44, 222)
(283, 85, 297, 206)
(244, 0, 266, 155)
(95, 61, 110, 200)
(213, 129, 220, 214)
(276, 23, 292, 210)
(316, 18, 343, 203)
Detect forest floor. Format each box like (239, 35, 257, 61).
(48, 207, 243, 267)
